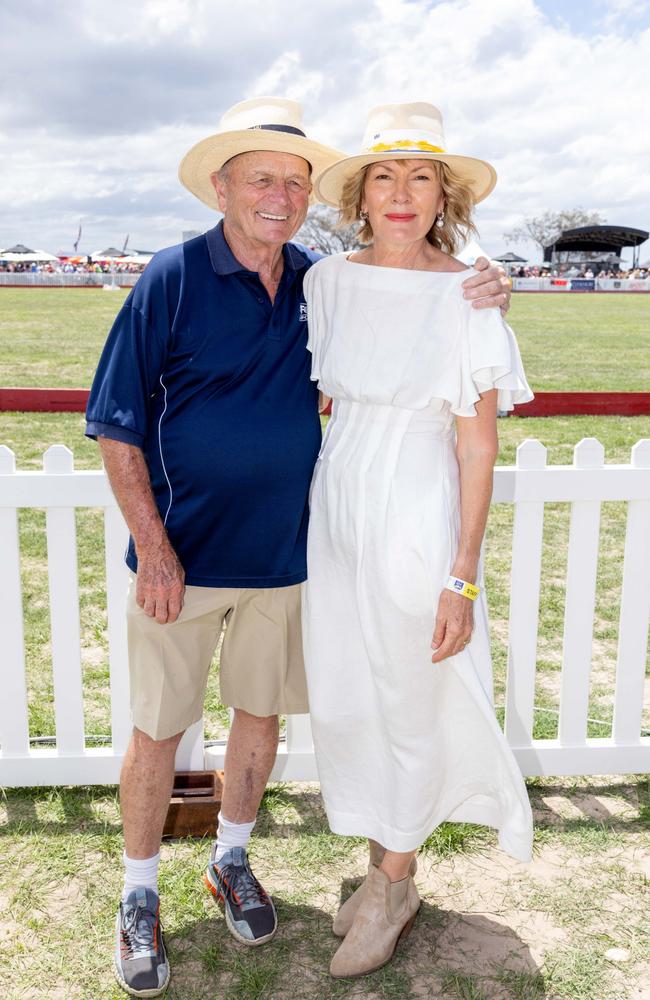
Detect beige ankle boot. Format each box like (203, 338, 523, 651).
(329, 865, 420, 978)
(332, 841, 417, 938)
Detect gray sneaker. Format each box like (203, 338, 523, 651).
(114, 887, 170, 997)
(204, 845, 278, 945)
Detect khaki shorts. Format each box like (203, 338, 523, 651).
(126, 576, 308, 741)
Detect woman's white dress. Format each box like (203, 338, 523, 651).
(302, 253, 535, 862)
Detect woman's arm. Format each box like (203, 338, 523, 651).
(431, 389, 498, 663)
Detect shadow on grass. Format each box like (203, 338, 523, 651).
(164, 897, 543, 1000)
(4, 778, 644, 842)
(527, 777, 649, 832)
(0, 785, 122, 836)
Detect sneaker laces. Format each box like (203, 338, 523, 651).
(121, 903, 157, 957)
(217, 860, 270, 909)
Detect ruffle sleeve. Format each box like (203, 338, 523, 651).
(451, 304, 534, 417)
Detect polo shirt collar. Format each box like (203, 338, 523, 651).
(206, 220, 308, 276)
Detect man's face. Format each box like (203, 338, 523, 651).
(211, 151, 311, 249)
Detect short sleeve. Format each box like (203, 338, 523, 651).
(452, 305, 533, 417)
(85, 299, 170, 446)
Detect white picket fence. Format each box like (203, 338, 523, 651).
(1, 438, 649, 788)
(0, 273, 140, 288)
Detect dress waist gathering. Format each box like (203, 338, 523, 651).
(330, 398, 455, 440)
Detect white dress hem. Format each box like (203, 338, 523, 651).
(324, 781, 533, 862)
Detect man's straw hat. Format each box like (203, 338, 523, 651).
(315, 102, 496, 207)
(179, 97, 345, 209)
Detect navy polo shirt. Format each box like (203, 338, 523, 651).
(86, 222, 322, 587)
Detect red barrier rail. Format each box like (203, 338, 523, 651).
(515, 392, 650, 417)
(1, 388, 650, 417)
(0, 388, 90, 412)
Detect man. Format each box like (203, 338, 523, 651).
(86, 96, 511, 997)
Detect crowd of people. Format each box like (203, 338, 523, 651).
(3, 256, 648, 281)
(511, 264, 649, 279)
(0, 258, 148, 274)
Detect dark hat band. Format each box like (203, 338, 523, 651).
(248, 123, 306, 137)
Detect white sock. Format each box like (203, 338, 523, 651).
(122, 850, 161, 899)
(213, 812, 256, 863)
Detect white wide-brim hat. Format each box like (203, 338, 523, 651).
(315, 102, 496, 207)
(179, 97, 345, 209)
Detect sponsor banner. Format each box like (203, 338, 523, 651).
(512, 277, 565, 291)
(512, 277, 649, 292)
(570, 279, 596, 291)
(597, 278, 650, 292)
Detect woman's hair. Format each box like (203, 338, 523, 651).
(338, 159, 477, 255)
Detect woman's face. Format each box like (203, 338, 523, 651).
(361, 158, 444, 247)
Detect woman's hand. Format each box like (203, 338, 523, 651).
(431, 590, 474, 663)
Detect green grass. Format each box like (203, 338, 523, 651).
(493, 969, 546, 1000)
(508, 292, 650, 392)
(0, 288, 130, 388)
(543, 946, 620, 1000)
(441, 970, 489, 998)
(0, 288, 648, 392)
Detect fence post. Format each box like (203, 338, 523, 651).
(44, 446, 85, 755)
(613, 440, 650, 744)
(0, 446, 30, 756)
(559, 439, 604, 745)
(505, 439, 546, 747)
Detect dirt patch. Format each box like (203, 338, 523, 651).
(0, 889, 22, 945)
(80, 643, 108, 667)
(41, 878, 85, 921)
(21, 989, 81, 1000)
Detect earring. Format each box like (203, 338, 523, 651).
(435, 212, 445, 229)
(360, 210, 369, 222)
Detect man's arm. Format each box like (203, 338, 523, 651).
(100, 437, 185, 624)
(462, 257, 511, 314)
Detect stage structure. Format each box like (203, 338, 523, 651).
(544, 225, 648, 272)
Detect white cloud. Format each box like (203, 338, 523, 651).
(0, 0, 648, 261)
(248, 51, 326, 105)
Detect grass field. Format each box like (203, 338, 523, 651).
(1, 289, 649, 999)
(0, 288, 649, 391)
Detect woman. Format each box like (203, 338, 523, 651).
(302, 103, 535, 979)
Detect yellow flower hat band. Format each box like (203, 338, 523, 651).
(367, 139, 445, 154)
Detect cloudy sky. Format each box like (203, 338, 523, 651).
(1, 0, 649, 262)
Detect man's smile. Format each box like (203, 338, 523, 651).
(257, 211, 290, 221)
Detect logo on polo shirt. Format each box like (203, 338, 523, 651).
(299, 303, 308, 322)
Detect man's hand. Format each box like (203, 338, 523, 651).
(99, 437, 186, 625)
(431, 590, 474, 663)
(135, 539, 185, 624)
(462, 257, 511, 314)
